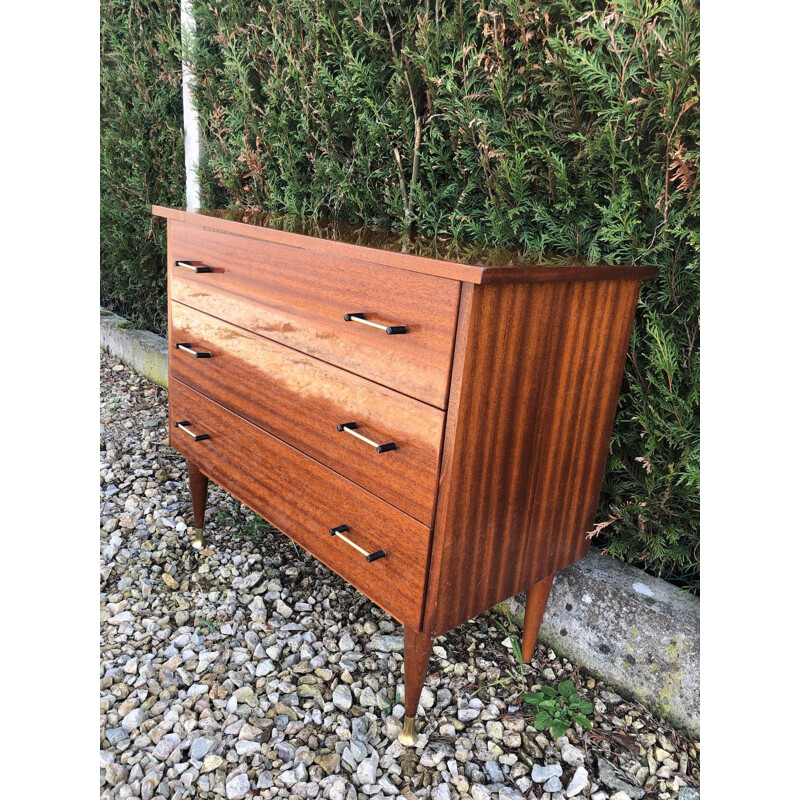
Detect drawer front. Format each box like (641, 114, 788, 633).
(168, 220, 460, 408)
(170, 303, 443, 525)
(169, 380, 431, 627)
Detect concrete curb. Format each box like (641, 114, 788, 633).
(499, 550, 699, 739)
(100, 309, 169, 389)
(99, 307, 700, 739)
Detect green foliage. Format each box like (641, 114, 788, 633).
(216, 504, 275, 543)
(100, 0, 185, 333)
(521, 680, 594, 738)
(188, 0, 699, 590)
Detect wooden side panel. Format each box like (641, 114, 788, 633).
(423, 279, 642, 636)
(169, 380, 431, 628)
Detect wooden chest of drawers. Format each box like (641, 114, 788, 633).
(153, 206, 657, 745)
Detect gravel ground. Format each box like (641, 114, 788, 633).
(100, 351, 700, 800)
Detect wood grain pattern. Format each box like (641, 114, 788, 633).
(521, 575, 555, 662)
(169, 379, 432, 628)
(154, 205, 659, 286)
(187, 460, 208, 530)
(171, 302, 444, 525)
(422, 279, 642, 636)
(169, 220, 461, 408)
(402, 628, 434, 717)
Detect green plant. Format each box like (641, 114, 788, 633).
(198, 617, 217, 633)
(521, 680, 594, 738)
(496, 614, 525, 678)
(100, 0, 185, 334)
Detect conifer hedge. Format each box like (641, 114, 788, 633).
(100, 0, 185, 334)
(100, 0, 699, 590)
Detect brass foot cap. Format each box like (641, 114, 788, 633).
(397, 716, 418, 747)
(192, 528, 205, 549)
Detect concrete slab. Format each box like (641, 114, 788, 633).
(500, 549, 699, 739)
(100, 308, 169, 388)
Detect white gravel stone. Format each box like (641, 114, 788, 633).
(566, 766, 590, 797)
(532, 763, 563, 783)
(225, 772, 251, 799)
(333, 684, 353, 711)
(120, 708, 145, 732)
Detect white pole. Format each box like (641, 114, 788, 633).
(181, 0, 202, 208)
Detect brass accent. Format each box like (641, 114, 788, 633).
(329, 525, 387, 563)
(175, 343, 212, 358)
(192, 527, 205, 549)
(331, 527, 371, 558)
(397, 715, 418, 746)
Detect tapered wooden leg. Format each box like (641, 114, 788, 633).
(187, 460, 208, 549)
(521, 575, 555, 662)
(399, 628, 433, 746)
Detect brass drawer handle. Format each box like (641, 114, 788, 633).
(175, 260, 213, 273)
(174, 421, 210, 442)
(329, 525, 387, 562)
(174, 342, 212, 358)
(344, 313, 407, 335)
(337, 422, 397, 453)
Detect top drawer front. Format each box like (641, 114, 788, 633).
(169, 220, 461, 408)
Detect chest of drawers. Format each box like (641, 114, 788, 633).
(153, 206, 657, 745)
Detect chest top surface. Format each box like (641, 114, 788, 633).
(152, 205, 658, 285)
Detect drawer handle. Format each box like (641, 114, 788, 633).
(175, 260, 213, 273)
(174, 421, 210, 442)
(337, 422, 397, 453)
(174, 342, 212, 358)
(344, 313, 407, 335)
(329, 525, 387, 563)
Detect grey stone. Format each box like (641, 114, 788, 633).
(566, 767, 589, 797)
(677, 790, 700, 800)
(189, 737, 214, 761)
(366, 635, 404, 653)
(433, 784, 452, 800)
(596, 758, 645, 799)
(121, 707, 145, 733)
(471, 786, 491, 800)
(500, 548, 700, 738)
(544, 776, 563, 792)
(105, 727, 127, 745)
(276, 741, 296, 762)
(225, 772, 251, 799)
(531, 763, 563, 783)
(484, 760, 504, 783)
(332, 684, 353, 712)
(330, 778, 348, 800)
(235, 740, 260, 756)
(560, 743, 584, 767)
(356, 753, 378, 786)
(105, 763, 127, 787)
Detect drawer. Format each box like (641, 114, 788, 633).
(170, 303, 443, 525)
(169, 380, 431, 628)
(168, 220, 461, 408)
